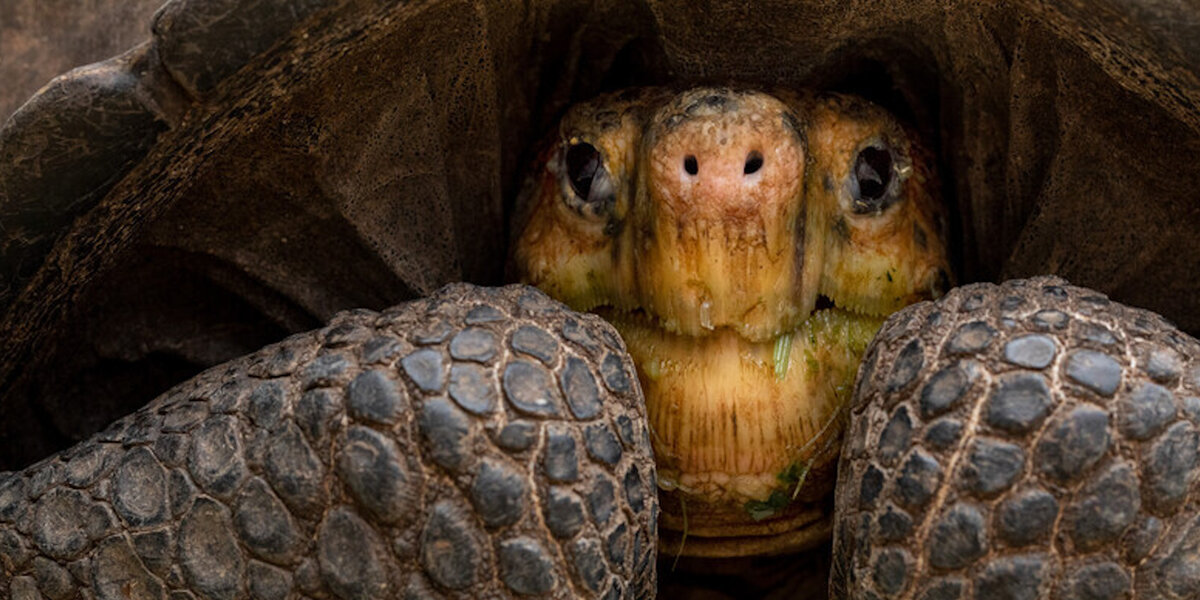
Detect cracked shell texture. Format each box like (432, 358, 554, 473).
(833, 276, 1200, 600)
(0, 283, 656, 599)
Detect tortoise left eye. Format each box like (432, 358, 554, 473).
(851, 145, 896, 214)
(566, 142, 602, 200)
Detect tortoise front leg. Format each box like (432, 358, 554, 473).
(0, 283, 657, 599)
(834, 276, 1200, 599)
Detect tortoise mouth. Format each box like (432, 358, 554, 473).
(592, 293, 886, 557)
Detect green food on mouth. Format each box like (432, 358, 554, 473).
(773, 332, 794, 379)
(745, 461, 812, 520)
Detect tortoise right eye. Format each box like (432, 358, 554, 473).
(561, 141, 615, 220)
(565, 142, 602, 201)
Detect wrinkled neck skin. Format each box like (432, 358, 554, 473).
(510, 86, 951, 557)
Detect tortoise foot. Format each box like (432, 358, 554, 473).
(834, 276, 1200, 599)
(0, 283, 657, 599)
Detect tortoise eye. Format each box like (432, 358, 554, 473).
(561, 141, 615, 220)
(851, 145, 896, 214)
(566, 142, 602, 200)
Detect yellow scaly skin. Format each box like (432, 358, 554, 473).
(509, 87, 951, 557)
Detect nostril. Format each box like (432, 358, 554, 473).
(744, 151, 763, 175)
(684, 155, 699, 176)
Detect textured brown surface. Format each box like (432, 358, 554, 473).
(2, 0, 1200, 485)
(0, 283, 659, 598)
(0, 0, 165, 123)
(834, 276, 1200, 599)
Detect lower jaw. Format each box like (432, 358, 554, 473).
(597, 306, 884, 557)
(657, 498, 832, 557)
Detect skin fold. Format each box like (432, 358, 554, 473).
(510, 86, 951, 556)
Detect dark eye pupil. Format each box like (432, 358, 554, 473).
(744, 151, 763, 175)
(566, 142, 601, 199)
(854, 146, 893, 200)
(684, 155, 699, 176)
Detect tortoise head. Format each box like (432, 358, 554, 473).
(510, 86, 951, 556)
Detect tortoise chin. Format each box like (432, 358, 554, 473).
(596, 303, 885, 557)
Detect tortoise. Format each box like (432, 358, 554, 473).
(4, 1, 1200, 599)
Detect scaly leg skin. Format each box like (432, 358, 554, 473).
(834, 275, 1200, 599)
(0, 284, 656, 600)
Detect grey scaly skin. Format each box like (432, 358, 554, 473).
(4, 274, 1200, 598)
(833, 276, 1200, 599)
(0, 283, 657, 600)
